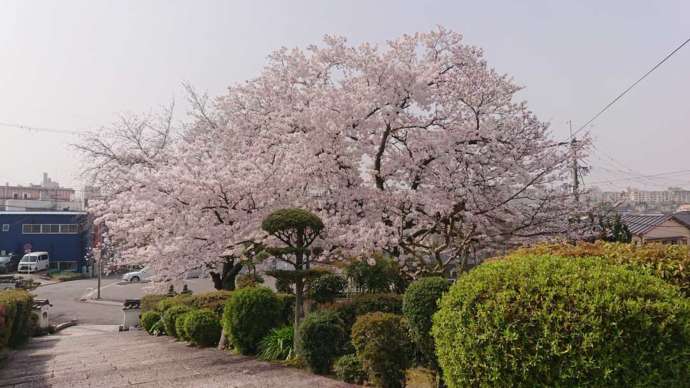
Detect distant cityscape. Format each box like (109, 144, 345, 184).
(0, 173, 99, 212)
(587, 186, 690, 213)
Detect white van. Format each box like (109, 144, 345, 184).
(18, 252, 50, 273)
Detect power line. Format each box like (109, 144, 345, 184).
(0, 121, 82, 135)
(587, 169, 690, 185)
(570, 36, 690, 140)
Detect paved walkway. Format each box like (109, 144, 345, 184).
(0, 326, 355, 388)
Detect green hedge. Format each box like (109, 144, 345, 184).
(326, 293, 402, 334)
(141, 294, 167, 313)
(183, 309, 221, 347)
(402, 276, 449, 369)
(299, 310, 347, 374)
(433, 255, 690, 387)
(504, 241, 690, 296)
(176, 311, 193, 341)
(352, 312, 412, 388)
(223, 287, 281, 355)
(308, 273, 346, 303)
(334, 354, 367, 385)
(276, 293, 295, 325)
(162, 305, 193, 338)
(140, 311, 161, 334)
(157, 294, 194, 312)
(0, 289, 34, 349)
(189, 290, 233, 317)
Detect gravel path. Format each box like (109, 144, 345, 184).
(0, 326, 355, 388)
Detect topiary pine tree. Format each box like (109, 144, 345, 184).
(261, 208, 325, 355)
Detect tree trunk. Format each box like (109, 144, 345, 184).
(293, 276, 304, 355)
(210, 257, 243, 291)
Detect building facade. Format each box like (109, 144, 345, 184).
(0, 173, 82, 212)
(0, 211, 89, 271)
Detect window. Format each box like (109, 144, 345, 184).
(22, 224, 79, 234)
(23, 224, 41, 234)
(42, 224, 60, 234)
(1, 224, 8, 232)
(59, 224, 79, 234)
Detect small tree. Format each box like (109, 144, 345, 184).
(261, 208, 325, 354)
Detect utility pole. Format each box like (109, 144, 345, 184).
(94, 248, 102, 300)
(569, 120, 580, 202)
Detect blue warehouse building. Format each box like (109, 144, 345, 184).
(0, 211, 89, 272)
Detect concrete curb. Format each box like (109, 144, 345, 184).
(79, 298, 122, 307)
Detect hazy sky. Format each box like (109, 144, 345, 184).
(1, 0, 688, 192)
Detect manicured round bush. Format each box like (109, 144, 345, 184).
(402, 276, 449, 368)
(222, 287, 281, 355)
(433, 255, 690, 388)
(156, 294, 194, 312)
(189, 290, 233, 317)
(327, 293, 403, 334)
(141, 294, 166, 313)
(309, 273, 347, 303)
(505, 241, 690, 296)
(140, 311, 161, 334)
(162, 305, 192, 338)
(352, 312, 412, 388)
(183, 309, 222, 347)
(299, 310, 347, 374)
(0, 290, 33, 349)
(258, 326, 294, 361)
(334, 354, 367, 385)
(175, 311, 192, 340)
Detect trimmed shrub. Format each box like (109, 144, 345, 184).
(325, 293, 403, 335)
(402, 276, 449, 369)
(141, 294, 167, 313)
(309, 273, 347, 303)
(299, 310, 347, 374)
(334, 354, 367, 385)
(150, 319, 166, 336)
(433, 255, 690, 388)
(504, 241, 690, 296)
(235, 274, 264, 289)
(223, 287, 281, 355)
(352, 312, 412, 388)
(346, 256, 409, 293)
(162, 305, 192, 338)
(258, 326, 294, 361)
(189, 290, 233, 317)
(184, 309, 222, 347)
(175, 311, 193, 341)
(140, 311, 161, 334)
(0, 289, 34, 349)
(157, 294, 194, 313)
(276, 292, 296, 325)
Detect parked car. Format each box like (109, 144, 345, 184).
(0, 253, 21, 273)
(122, 266, 153, 282)
(17, 252, 50, 273)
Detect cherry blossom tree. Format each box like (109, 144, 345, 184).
(78, 27, 588, 285)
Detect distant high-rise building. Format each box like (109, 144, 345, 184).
(0, 173, 82, 212)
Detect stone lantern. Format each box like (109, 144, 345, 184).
(121, 299, 141, 331)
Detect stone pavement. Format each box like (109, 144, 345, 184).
(0, 326, 355, 388)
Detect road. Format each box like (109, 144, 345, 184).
(32, 276, 216, 325)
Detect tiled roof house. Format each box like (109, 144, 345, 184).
(621, 213, 690, 244)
